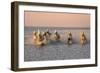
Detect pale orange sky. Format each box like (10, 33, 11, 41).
(24, 11, 90, 28)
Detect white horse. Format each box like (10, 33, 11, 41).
(67, 32, 73, 45)
(80, 32, 87, 45)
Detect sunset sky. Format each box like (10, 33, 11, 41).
(24, 11, 90, 28)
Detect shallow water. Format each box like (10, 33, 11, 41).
(24, 27, 90, 62)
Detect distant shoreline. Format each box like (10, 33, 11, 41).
(24, 26, 90, 29)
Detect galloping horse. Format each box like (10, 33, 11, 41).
(67, 32, 73, 45)
(80, 32, 87, 45)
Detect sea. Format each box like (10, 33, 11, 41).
(24, 27, 90, 62)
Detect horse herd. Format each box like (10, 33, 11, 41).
(32, 29, 87, 47)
